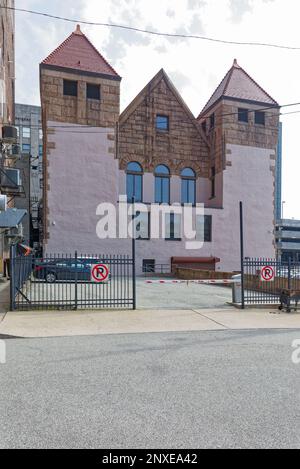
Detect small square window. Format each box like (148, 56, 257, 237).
(143, 259, 155, 273)
(22, 127, 30, 138)
(156, 115, 169, 131)
(63, 79, 78, 97)
(22, 143, 31, 154)
(87, 83, 100, 100)
(238, 108, 249, 123)
(255, 111, 265, 125)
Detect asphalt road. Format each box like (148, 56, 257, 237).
(1, 329, 300, 449)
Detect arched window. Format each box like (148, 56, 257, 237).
(181, 168, 196, 205)
(126, 162, 143, 202)
(155, 165, 170, 204)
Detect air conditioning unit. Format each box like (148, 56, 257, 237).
(5, 144, 21, 159)
(0, 168, 21, 188)
(1, 125, 18, 142)
(5, 223, 24, 239)
(0, 194, 7, 211)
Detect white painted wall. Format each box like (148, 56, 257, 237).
(46, 124, 275, 274)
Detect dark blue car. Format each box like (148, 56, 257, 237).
(33, 258, 101, 283)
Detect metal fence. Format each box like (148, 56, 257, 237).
(10, 248, 136, 311)
(243, 257, 300, 306)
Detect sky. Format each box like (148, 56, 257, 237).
(15, 0, 300, 219)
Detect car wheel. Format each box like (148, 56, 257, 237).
(45, 272, 57, 283)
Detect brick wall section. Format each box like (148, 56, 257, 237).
(118, 75, 210, 177)
(40, 67, 120, 127)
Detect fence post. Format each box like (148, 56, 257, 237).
(288, 257, 292, 290)
(9, 244, 16, 311)
(74, 250, 78, 310)
(132, 197, 137, 310)
(240, 201, 245, 309)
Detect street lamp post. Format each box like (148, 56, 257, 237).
(282, 201, 286, 220)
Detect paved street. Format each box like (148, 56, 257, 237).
(1, 329, 300, 449)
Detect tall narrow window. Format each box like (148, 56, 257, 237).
(209, 113, 215, 130)
(155, 165, 170, 204)
(126, 162, 143, 202)
(181, 168, 196, 205)
(165, 213, 182, 241)
(211, 166, 216, 199)
(196, 215, 212, 242)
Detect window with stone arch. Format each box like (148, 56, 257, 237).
(155, 164, 170, 204)
(126, 162, 143, 202)
(181, 167, 196, 205)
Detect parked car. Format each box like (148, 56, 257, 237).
(33, 258, 108, 283)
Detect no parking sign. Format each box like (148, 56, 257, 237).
(260, 266, 275, 282)
(91, 264, 109, 283)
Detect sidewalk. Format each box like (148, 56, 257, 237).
(1, 306, 300, 338)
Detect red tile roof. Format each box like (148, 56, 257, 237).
(200, 59, 278, 116)
(41, 25, 120, 79)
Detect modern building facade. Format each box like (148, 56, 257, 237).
(40, 26, 280, 274)
(14, 103, 43, 247)
(276, 219, 300, 263)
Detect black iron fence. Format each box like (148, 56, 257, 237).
(243, 257, 300, 306)
(10, 247, 136, 311)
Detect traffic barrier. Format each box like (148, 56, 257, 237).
(145, 279, 238, 285)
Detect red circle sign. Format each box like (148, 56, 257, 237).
(91, 264, 109, 282)
(261, 266, 275, 281)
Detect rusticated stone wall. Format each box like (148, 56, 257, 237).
(118, 74, 210, 177)
(40, 67, 120, 128)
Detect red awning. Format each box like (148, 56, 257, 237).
(172, 257, 220, 264)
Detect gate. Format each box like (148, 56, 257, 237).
(243, 257, 300, 306)
(10, 248, 136, 311)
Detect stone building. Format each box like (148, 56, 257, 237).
(40, 25, 280, 274)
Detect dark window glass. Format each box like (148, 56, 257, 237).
(155, 165, 170, 204)
(165, 213, 181, 241)
(143, 259, 155, 273)
(156, 115, 169, 131)
(255, 111, 265, 125)
(211, 166, 216, 198)
(181, 168, 196, 205)
(196, 215, 212, 242)
(135, 211, 150, 240)
(63, 79, 78, 97)
(126, 162, 143, 202)
(22, 143, 31, 154)
(238, 108, 249, 123)
(87, 83, 100, 100)
(210, 113, 215, 129)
